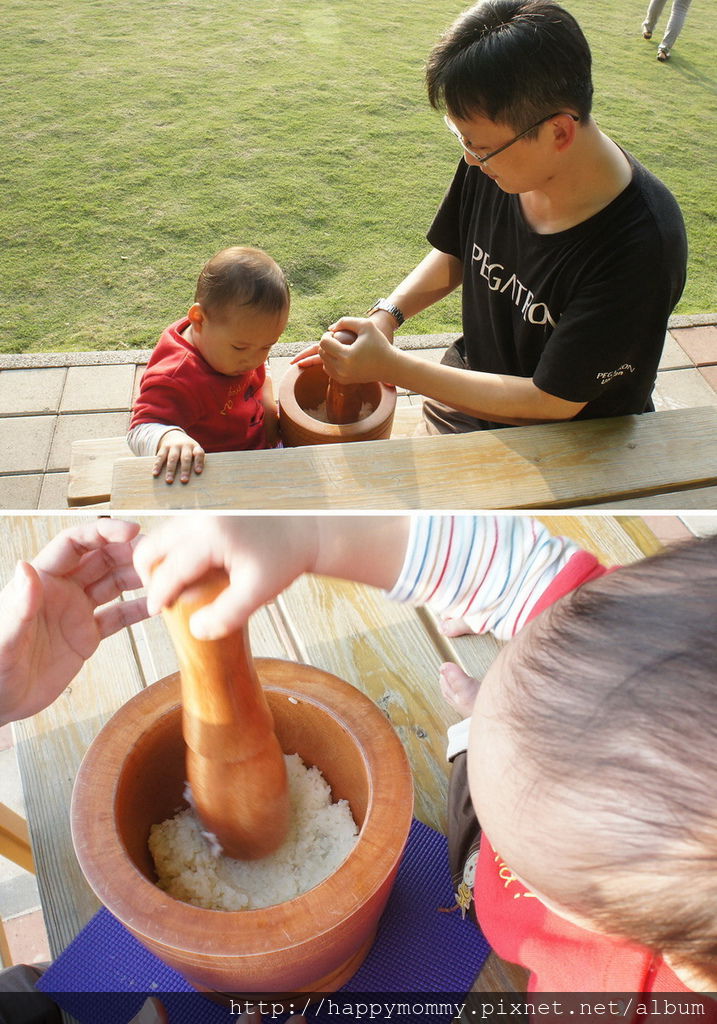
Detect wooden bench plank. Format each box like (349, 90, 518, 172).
(0, 801, 35, 874)
(275, 574, 493, 834)
(66, 404, 424, 508)
(110, 406, 717, 510)
(67, 436, 131, 507)
(390, 400, 424, 438)
(537, 514, 663, 561)
(592, 486, 717, 509)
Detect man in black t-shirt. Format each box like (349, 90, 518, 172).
(311, 0, 687, 432)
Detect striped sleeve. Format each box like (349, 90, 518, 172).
(127, 422, 187, 456)
(386, 515, 580, 640)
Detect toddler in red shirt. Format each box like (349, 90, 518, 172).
(129, 246, 290, 483)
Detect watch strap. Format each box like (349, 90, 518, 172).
(366, 298, 405, 328)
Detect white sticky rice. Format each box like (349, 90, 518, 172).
(148, 753, 358, 911)
(306, 399, 373, 423)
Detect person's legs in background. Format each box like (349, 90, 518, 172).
(642, 0, 667, 39)
(657, 0, 693, 59)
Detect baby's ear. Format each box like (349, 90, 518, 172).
(187, 302, 205, 328)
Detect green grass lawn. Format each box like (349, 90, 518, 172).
(3, 0, 715, 355)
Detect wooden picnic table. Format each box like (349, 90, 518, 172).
(1, 513, 663, 997)
(109, 407, 717, 510)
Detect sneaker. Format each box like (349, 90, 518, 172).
(642, 28, 652, 39)
(657, 46, 670, 60)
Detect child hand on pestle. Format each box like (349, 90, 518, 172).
(136, 514, 717, 1000)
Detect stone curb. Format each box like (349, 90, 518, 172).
(0, 335, 461, 370)
(0, 316, 714, 371)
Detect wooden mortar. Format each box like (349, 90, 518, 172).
(278, 363, 395, 447)
(71, 660, 414, 995)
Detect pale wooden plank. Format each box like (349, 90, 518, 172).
(14, 630, 145, 956)
(63, 406, 425, 509)
(275, 575, 466, 834)
(590, 486, 717, 509)
(110, 407, 717, 510)
(0, 516, 148, 957)
(535, 514, 663, 562)
(67, 436, 132, 507)
(0, 801, 35, 873)
(389, 401, 424, 438)
(0, 920, 12, 968)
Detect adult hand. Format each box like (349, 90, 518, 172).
(319, 317, 396, 385)
(134, 516, 319, 640)
(0, 519, 146, 726)
(365, 307, 397, 346)
(154, 429, 205, 484)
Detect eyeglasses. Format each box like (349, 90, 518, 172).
(443, 111, 580, 164)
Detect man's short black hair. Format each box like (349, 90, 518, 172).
(426, 0, 593, 130)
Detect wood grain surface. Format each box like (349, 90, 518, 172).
(110, 406, 717, 510)
(0, 512, 665, 992)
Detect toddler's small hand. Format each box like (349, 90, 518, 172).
(291, 342, 322, 369)
(154, 430, 205, 484)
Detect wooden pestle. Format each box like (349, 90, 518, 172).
(161, 568, 290, 860)
(325, 330, 364, 424)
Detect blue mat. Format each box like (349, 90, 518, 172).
(38, 819, 490, 1023)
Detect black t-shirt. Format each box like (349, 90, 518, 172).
(427, 153, 687, 426)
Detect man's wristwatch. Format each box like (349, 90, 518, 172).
(365, 298, 405, 328)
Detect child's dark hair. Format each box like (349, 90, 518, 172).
(195, 247, 290, 320)
(426, 0, 593, 131)
(506, 533, 717, 986)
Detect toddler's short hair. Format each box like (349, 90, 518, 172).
(506, 533, 717, 984)
(195, 246, 290, 319)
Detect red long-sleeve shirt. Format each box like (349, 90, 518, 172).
(131, 318, 267, 452)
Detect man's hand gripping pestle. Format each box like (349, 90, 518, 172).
(325, 330, 364, 424)
(161, 568, 290, 860)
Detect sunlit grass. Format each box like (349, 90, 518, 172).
(2, 0, 714, 354)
